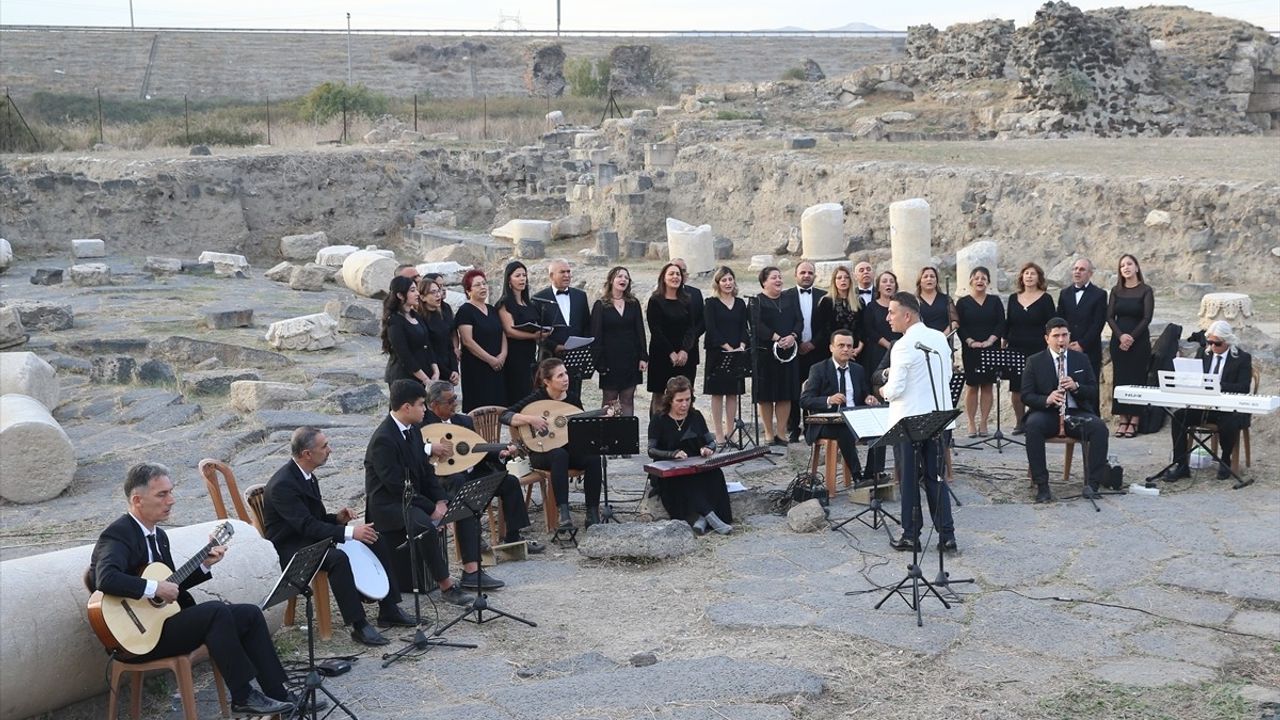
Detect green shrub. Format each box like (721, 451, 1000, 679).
(166, 127, 262, 146)
(714, 109, 759, 121)
(781, 67, 807, 81)
(565, 58, 611, 98)
(301, 82, 389, 123)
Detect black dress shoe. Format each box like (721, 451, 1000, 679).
(1034, 487, 1053, 504)
(520, 537, 546, 554)
(231, 689, 294, 717)
(787, 430, 801, 444)
(376, 606, 418, 628)
(1082, 485, 1101, 499)
(460, 569, 506, 590)
(770, 437, 788, 448)
(1011, 422, 1026, 436)
(890, 536, 921, 552)
(1160, 465, 1190, 482)
(940, 538, 958, 552)
(351, 624, 389, 646)
(287, 690, 330, 714)
(1215, 463, 1233, 480)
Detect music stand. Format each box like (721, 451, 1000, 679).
(829, 407, 900, 539)
(433, 471, 537, 631)
(261, 539, 358, 720)
(568, 415, 640, 524)
(956, 348, 1026, 452)
(710, 349, 755, 450)
(562, 344, 597, 381)
(870, 408, 964, 627)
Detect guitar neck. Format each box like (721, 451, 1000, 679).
(167, 539, 217, 586)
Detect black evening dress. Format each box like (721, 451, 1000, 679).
(1108, 283, 1155, 416)
(859, 300, 899, 381)
(454, 302, 506, 411)
(501, 296, 541, 404)
(383, 312, 436, 388)
(590, 298, 648, 391)
(751, 293, 802, 403)
(1004, 292, 1056, 387)
(702, 296, 748, 396)
(646, 410, 733, 525)
(919, 292, 955, 336)
(646, 294, 699, 393)
(423, 305, 457, 381)
(955, 294, 1006, 386)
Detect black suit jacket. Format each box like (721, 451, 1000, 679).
(262, 460, 346, 563)
(363, 414, 446, 532)
(1056, 284, 1107, 360)
(682, 285, 705, 365)
(383, 312, 437, 385)
(533, 286, 591, 358)
(799, 359, 871, 443)
(1021, 348, 1099, 416)
(89, 514, 209, 608)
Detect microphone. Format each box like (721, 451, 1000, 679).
(914, 341, 939, 354)
(531, 296, 557, 305)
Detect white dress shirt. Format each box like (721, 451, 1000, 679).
(882, 322, 954, 427)
(554, 288, 572, 325)
(832, 359, 856, 408)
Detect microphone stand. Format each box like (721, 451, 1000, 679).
(917, 343, 961, 507)
(382, 469, 475, 669)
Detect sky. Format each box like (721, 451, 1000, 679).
(1, 0, 1276, 32)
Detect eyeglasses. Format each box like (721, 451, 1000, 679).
(1206, 339, 1226, 348)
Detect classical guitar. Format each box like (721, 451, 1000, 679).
(86, 521, 235, 658)
(514, 399, 619, 452)
(421, 423, 523, 474)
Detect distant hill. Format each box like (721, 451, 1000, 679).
(754, 21, 886, 32)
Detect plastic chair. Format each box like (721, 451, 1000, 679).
(107, 645, 228, 720)
(244, 483, 332, 640)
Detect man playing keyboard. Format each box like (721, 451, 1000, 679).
(1160, 320, 1253, 481)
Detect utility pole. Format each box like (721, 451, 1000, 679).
(556, 0, 561, 36)
(129, 0, 134, 30)
(346, 13, 353, 84)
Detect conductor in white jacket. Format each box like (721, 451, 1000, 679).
(880, 292, 957, 553)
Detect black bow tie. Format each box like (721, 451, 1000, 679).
(799, 288, 812, 294)
(556, 289, 570, 296)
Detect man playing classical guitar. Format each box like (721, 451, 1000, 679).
(88, 463, 297, 717)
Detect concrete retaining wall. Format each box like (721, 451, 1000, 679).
(0, 519, 283, 720)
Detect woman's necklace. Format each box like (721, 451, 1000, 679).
(672, 414, 687, 432)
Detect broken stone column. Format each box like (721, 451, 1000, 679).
(0, 394, 76, 503)
(0, 238, 13, 272)
(280, 231, 329, 261)
(0, 307, 26, 349)
(812, 260, 849, 288)
(197, 251, 250, 277)
(71, 238, 106, 258)
(665, 218, 716, 275)
(265, 313, 340, 351)
(1198, 292, 1253, 330)
(340, 250, 398, 298)
(0, 519, 282, 720)
(889, 199, 931, 289)
(955, 240, 999, 296)
(68, 263, 112, 287)
(0, 352, 60, 410)
(289, 263, 329, 291)
(800, 203, 846, 261)
(596, 231, 620, 260)
(316, 245, 360, 267)
(229, 380, 310, 412)
(491, 219, 553, 244)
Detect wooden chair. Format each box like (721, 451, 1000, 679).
(1026, 437, 1079, 486)
(243, 483, 332, 641)
(199, 459, 251, 525)
(107, 645, 229, 720)
(445, 406, 506, 560)
(808, 439, 855, 500)
(1186, 365, 1260, 474)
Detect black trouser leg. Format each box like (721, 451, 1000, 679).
(574, 452, 603, 507)
(407, 506, 449, 584)
(1065, 412, 1109, 487)
(835, 430, 863, 479)
(497, 473, 531, 541)
(318, 546, 368, 628)
(1023, 411, 1057, 487)
(367, 535, 402, 607)
(142, 601, 287, 703)
(455, 514, 481, 565)
(532, 448, 571, 506)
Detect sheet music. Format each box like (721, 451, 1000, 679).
(725, 481, 748, 493)
(842, 406, 891, 438)
(1172, 357, 1201, 373)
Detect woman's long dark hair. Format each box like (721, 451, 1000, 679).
(657, 376, 693, 416)
(498, 261, 530, 309)
(650, 262, 688, 305)
(380, 275, 416, 355)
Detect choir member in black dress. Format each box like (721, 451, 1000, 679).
(647, 377, 733, 535)
(455, 269, 507, 411)
(860, 271, 900, 392)
(416, 276, 459, 385)
(1003, 262, 1056, 434)
(703, 266, 749, 445)
(956, 266, 1005, 437)
(381, 275, 438, 391)
(502, 359, 607, 528)
(647, 262, 700, 412)
(753, 266, 802, 446)
(814, 265, 863, 364)
(671, 258, 705, 366)
(1108, 253, 1154, 437)
(590, 266, 648, 417)
(916, 266, 958, 341)
(497, 261, 547, 407)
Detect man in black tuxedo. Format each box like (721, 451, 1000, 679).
(422, 381, 544, 591)
(1056, 258, 1108, 378)
(1161, 320, 1254, 481)
(533, 258, 592, 398)
(785, 260, 828, 442)
(853, 260, 875, 308)
(1021, 317, 1110, 503)
(263, 426, 415, 647)
(88, 463, 296, 717)
(799, 329, 879, 476)
(364, 379, 474, 606)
